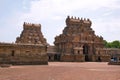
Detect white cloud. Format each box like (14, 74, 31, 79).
(22, 0, 120, 20)
(92, 18, 120, 42)
(0, 13, 23, 43)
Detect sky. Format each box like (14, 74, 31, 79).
(0, 0, 120, 45)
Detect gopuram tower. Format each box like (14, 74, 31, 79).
(16, 22, 47, 45)
(54, 16, 104, 61)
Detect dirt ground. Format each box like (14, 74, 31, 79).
(0, 62, 120, 80)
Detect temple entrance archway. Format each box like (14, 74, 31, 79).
(83, 44, 90, 61)
(83, 44, 89, 55)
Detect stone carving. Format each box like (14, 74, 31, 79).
(16, 22, 47, 45)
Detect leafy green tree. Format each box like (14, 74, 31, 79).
(104, 40, 120, 48)
(111, 40, 120, 48)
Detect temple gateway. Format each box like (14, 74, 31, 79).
(53, 16, 104, 61)
(48, 16, 120, 62)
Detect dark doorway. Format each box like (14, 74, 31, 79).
(83, 44, 89, 61)
(85, 55, 89, 61)
(54, 54, 61, 61)
(83, 44, 89, 55)
(98, 56, 101, 62)
(48, 56, 51, 60)
(11, 50, 15, 56)
(78, 50, 80, 54)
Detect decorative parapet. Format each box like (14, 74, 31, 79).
(66, 16, 92, 26)
(23, 22, 41, 28)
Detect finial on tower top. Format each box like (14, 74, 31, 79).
(71, 16, 73, 19)
(81, 18, 83, 20)
(87, 18, 90, 21)
(84, 18, 86, 21)
(67, 15, 70, 19)
(75, 16, 76, 19)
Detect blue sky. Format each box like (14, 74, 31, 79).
(0, 0, 120, 45)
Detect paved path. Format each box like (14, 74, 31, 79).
(0, 62, 120, 80)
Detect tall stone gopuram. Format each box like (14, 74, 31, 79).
(54, 16, 104, 61)
(16, 22, 47, 45)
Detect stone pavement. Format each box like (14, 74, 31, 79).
(0, 62, 120, 80)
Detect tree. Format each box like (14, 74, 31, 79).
(111, 40, 120, 48)
(104, 40, 120, 48)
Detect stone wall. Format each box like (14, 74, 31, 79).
(60, 54, 85, 62)
(74, 54, 85, 62)
(0, 43, 48, 65)
(96, 48, 120, 62)
(47, 46, 57, 61)
(60, 54, 75, 62)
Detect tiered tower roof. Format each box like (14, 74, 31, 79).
(16, 22, 47, 45)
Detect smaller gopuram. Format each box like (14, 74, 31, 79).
(16, 22, 47, 45)
(54, 16, 106, 62)
(0, 22, 48, 65)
